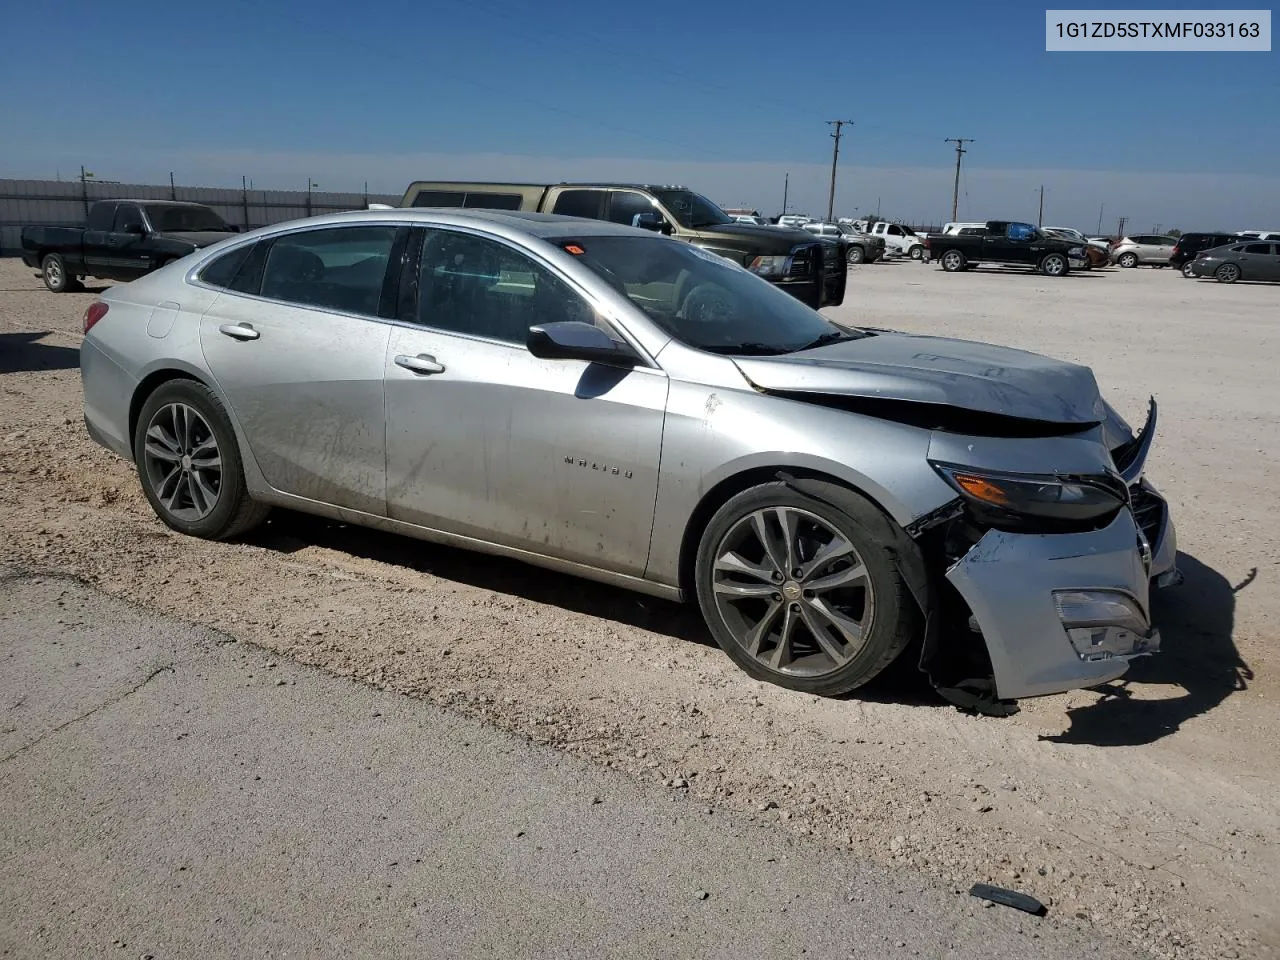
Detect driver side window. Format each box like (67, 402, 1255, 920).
(1007, 223, 1035, 241)
(415, 230, 598, 345)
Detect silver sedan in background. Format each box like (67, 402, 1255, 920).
(79, 209, 1178, 711)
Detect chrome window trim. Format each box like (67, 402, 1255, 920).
(186, 219, 663, 371)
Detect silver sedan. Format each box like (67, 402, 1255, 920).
(79, 209, 1178, 710)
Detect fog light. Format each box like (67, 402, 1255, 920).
(1053, 589, 1156, 661)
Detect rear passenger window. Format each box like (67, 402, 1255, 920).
(551, 190, 605, 220)
(411, 191, 466, 208)
(462, 192, 522, 210)
(1244, 243, 1270, 254)
(260, 226, 398, 316)
(198, 244, 255, 289)
(415, 229, 594, 344)
(114, 205, 145, 233)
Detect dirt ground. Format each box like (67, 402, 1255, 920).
(1, 255, 1276, 959)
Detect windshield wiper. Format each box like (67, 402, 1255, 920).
(794, 330, 857, 352)
(703, 342, 788, 356)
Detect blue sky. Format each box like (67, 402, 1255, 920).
(2, 0, 1276, 229)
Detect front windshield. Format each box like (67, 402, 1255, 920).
(147, 205, 230, 232)
(650, 189, 733, 230)
(560, 235, 865, 355)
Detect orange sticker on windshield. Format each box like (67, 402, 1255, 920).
(563, 243, 586, 255)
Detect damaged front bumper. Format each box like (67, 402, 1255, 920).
(947, 499, 1175, 700)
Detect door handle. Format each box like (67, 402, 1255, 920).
(394, 354, 445, 375)
(218, 322, 260, 341)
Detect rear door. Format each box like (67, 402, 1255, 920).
(82, 202, 119, 275)
(198, 223, 406, 515)
(108, 203, 155, 280)
(383, 225, 668, 574)
(546, 188, 607, 222)
(1241, 242, 1279, 280)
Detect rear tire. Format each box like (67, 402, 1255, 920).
(1117, 252, 1138, 268)
(908, 245, 925, 261)
(133, 379, 270, 540)
(940, 249, 966, 272)
(41, 253, 82, 293)
(1215, 263, 1240, 284)
(1181, 261, 1196, 278)
(694, 481, 916, 697)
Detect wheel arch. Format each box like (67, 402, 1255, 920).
(128, 366, 208, 444)
(674, 464, 909, 601)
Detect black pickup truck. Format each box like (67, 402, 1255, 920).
(924, 221, 1085, 276)
(22, 199, 238, 292)
(399, 181, 848, 308)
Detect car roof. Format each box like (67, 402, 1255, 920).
(105, 199, 213, 206)
(238, 207, 653, 240)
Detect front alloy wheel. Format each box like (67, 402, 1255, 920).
(908, 245, 924, 260)
(1118, 252, 1138, 268)
(1040, 253, 1068, 276)
(695, 482, 916, 696)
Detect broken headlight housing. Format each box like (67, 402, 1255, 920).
(930, 462, 1128, 532)
(1053, 589, 1158, 661)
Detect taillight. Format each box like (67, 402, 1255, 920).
(83, 302, 109, 334)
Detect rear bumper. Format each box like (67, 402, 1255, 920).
(947, 501, 1175, 700)
(80, 337, 137, 460)
(21, 251, 41, 269)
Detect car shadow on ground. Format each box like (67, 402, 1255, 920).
(250, 510, 951, 708)
(1041, 551, 1252, 746)
(250, 510, 715, 647)
(0, 332, 80, 374)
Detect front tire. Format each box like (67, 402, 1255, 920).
(1181, 261, 1197, 278)
(41, 253, 82, 293)
(1040, 253, 1069, 276)
(907, 245, 924, 261)
(133, 380, 270, 540)
(694, 481, 916, 697)
(940, 249, 966, 272)
(847, 245, 865, 265)
(1117, 252, 1138, 268)
(1215, 263, 1241, 284)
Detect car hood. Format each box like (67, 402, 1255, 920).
(732, 333, 1107, 425)
(693, 222, 821, 247)
(158, 230, 238, 246)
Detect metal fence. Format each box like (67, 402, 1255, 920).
(0, 178, 401, 257)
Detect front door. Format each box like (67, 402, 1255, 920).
(198, 224, 403, 515)
(384, 226, 668, 575)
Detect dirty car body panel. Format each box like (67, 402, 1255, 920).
(79, 208, 1178, 705)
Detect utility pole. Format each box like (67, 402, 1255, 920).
(782, 171, 789, 216)
(825, 120, 854, 222)
(1116, 216, 1127, 240)
(169, 171, 177, 200)
(944, 138, 973, 222)
(1096, 203, 1104, 235)
(79, 165, 95, 220)
(1037, 185, 1044, 227)
(242, 175, 250, 230)
(307, 178, 318, 218)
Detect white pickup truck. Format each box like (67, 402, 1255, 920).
(865, 221, 928, 260)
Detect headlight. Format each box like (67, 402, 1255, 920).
(930, 462, 1127, 527)
(747, 255, 793, 277)
(1069, 247, 1083, 256)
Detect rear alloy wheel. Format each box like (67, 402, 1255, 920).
(133, 380, 270, 540)
(695, 481, 916, 696)
(1040, 253, 1069, 277)
(41, 253, 82, 293)
(1117, 252, 1138, 268)
(847, 245, 865, 265)
(1181, 261, 1197, 278)
(908, 245, 925, 260)
(940, 249, 966, 272)
(1215, 263, 1241, 284)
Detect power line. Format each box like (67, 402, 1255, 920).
(945, 138, 974, 222)
(826, 120, 854, 222)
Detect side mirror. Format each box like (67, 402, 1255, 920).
(527, 321, 639, 366)
(632, 212, 667, 233)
